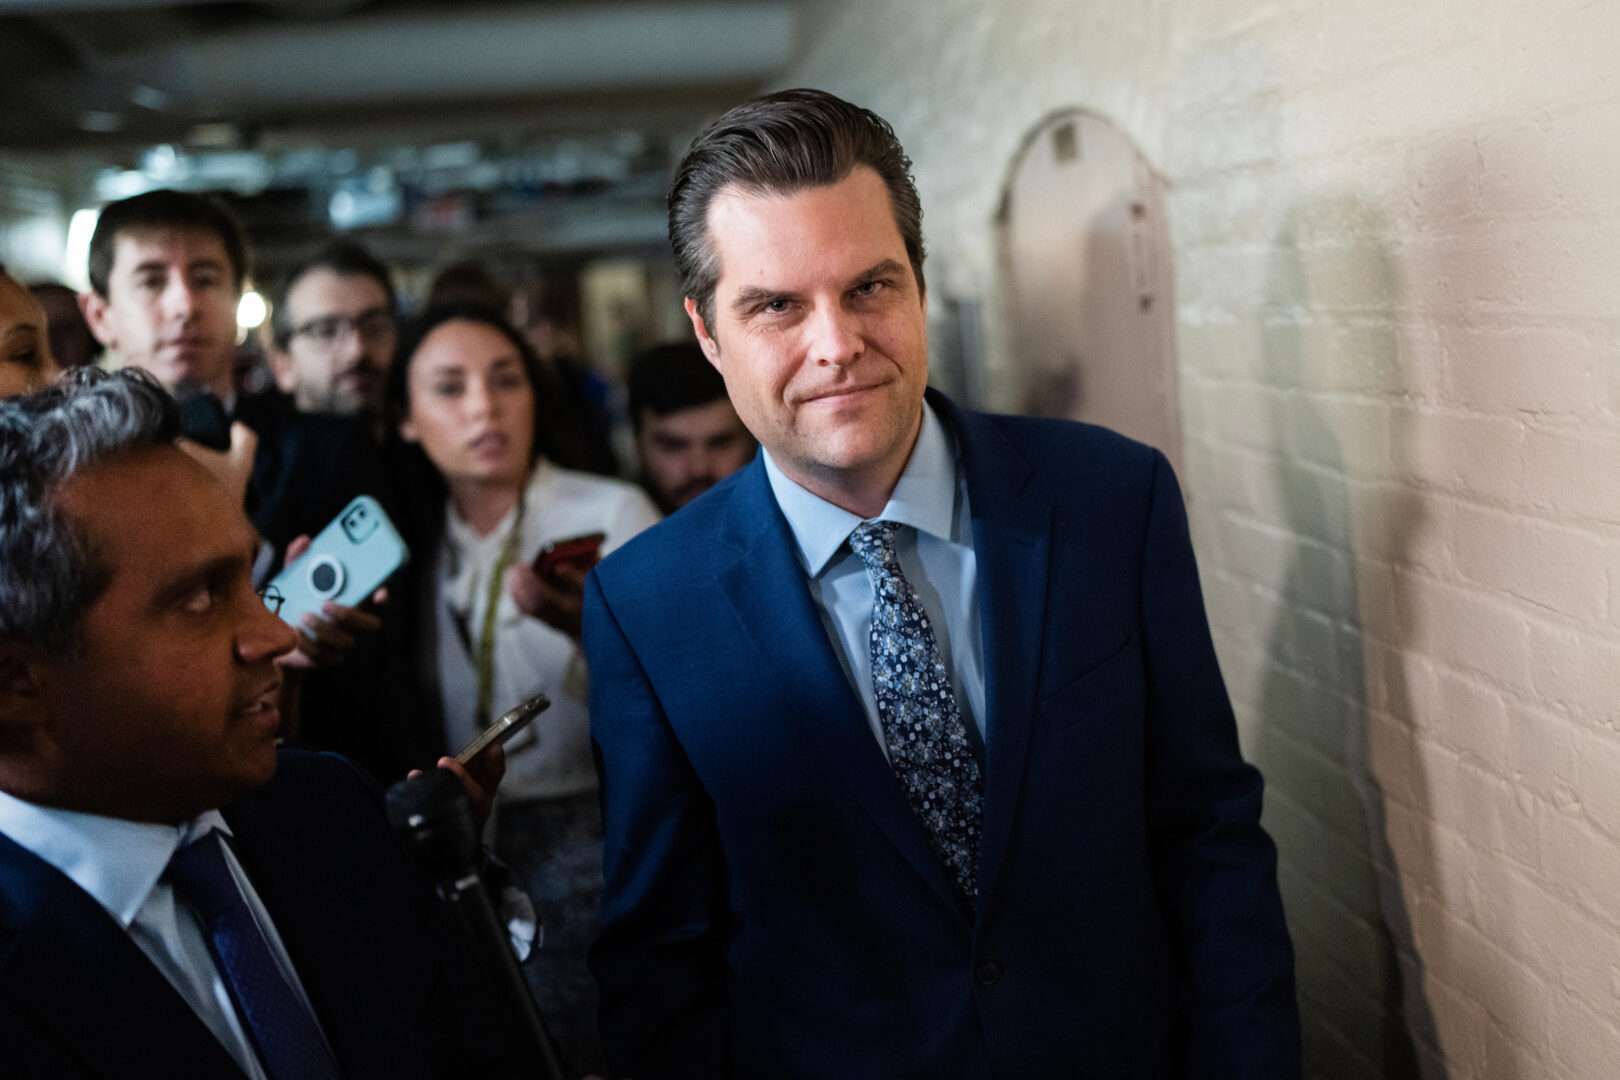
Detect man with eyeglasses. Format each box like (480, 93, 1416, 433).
(269, 241, 398, 437)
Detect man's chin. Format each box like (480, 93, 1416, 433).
(233, 731, 283, 787)
(671, 480, 716, 508)
(155, 352, 228, 392)
(334, 376, 382, 413)
(799, 429, 906, 475)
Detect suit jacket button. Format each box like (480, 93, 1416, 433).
(975, 959, 1005, 987)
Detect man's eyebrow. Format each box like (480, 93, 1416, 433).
(731, 284, 795, 314)
(129, 256, 226, 276)
(851, 259, 908, 285)
(150, 550, 250, 610)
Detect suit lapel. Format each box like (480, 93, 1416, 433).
(716, 460, 968, 916)
(222, 795, 403, 1077)
(935, 395, 1053, 918)
(0, 832, 242, 1078)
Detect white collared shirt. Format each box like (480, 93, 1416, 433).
(435, 457, 662, 802)
(762, 401, 987, 754)
(0, 791, 331, 1079)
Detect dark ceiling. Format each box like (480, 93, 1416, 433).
(0, 0, 800, 270)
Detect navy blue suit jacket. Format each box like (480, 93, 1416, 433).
(585, 392, 1300, 1078)
(0, 751, 507, 1079)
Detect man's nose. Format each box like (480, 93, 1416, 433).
(238, 598, 298, 666)
(163, 278, 197, 321)
(689, 446, 720, 479)
(805, 304, 863, 367)
(334, 323, 366, 365)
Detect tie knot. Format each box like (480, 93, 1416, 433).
(166, 830, 238, 925)
(848, 519, 902, 571)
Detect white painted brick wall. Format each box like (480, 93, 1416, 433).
(780, 1, 1620, 1075)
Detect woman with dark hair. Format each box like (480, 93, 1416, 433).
(385, 304, 659, 1075)
(0, 268, 60, 398)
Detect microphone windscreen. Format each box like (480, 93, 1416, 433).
(385, 769, 480, 882)
(385, 767, 463, 830)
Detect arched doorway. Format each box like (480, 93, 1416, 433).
(996, 110, 1182, 473)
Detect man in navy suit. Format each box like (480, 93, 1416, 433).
(585, 89, 1301, 1078)
(0, 368, 507, 1078)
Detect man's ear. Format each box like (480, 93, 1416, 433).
(398, 416, 419, 444)
(78, 290, 117, 351)
(0, 641, 48, 739)
(684, 297, 722, 370)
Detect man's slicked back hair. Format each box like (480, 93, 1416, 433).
(668, 88, 926, 330)
(0, 367, 179, 653)
(270, 239, 397, 349)
(87, 189, 249, 297)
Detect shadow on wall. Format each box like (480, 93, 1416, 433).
(1251, 199, 1442, 1080)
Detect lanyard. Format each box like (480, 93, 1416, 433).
(474, 491, 526, 729)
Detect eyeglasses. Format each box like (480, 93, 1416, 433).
(258, 584, 286, 616)
(288, 308, 395, 350)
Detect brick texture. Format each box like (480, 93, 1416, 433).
(780, 1, 1620, 1075)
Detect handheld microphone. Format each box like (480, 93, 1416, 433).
(386, 769, 566, 1080)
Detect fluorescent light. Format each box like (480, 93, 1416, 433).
(62, 208, 99, 292)
(237, 290, 267, 330)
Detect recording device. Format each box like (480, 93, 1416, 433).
(454, 693, 549, 766)
(175, 389, 232, 451)
(531, 531, 605, 580)
(386, 769, 565, 1079)
(265, 495, 408, 628)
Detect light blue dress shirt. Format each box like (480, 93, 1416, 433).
(0, 790, 333, 1079)
(762, 401, 987, 757)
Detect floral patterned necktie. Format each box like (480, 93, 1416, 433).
(848, 520, 983, 904)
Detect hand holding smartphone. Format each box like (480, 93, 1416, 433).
(532, 532, 605, 581)
(455, 693, 551, 766)
(266, 496, 408, 630)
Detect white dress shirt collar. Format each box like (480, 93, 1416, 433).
(0, 788, 230, 928)
(762, 400, 960, 577)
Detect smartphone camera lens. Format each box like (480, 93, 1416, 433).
(341, 500, 381, 544)
(307, 555, 346, 599)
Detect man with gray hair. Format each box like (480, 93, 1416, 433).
(586, 88, 1299, 1077)
(0, 367, 508, 1078)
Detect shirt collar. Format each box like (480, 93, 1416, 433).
(0, 789, 230, 928)
(443, 458, 555, 578)
(762, 400, 961, 577)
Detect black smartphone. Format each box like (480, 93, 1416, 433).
(453, 693, 551, 766)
